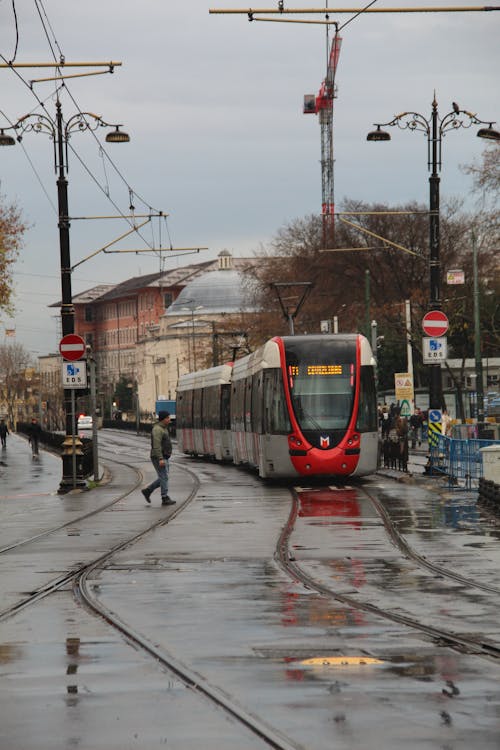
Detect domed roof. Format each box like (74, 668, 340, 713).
(166, 267, 257, 316)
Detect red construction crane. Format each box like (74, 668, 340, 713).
(304, 34, 342, 248)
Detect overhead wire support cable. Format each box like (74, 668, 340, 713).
(0, 61, 123, 68)
(69, 213, 169, 221)
(209, 6, 500, 14)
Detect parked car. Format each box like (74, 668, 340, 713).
(77, 415, 93, 430)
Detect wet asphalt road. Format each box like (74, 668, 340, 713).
(1, 431, 499, 749)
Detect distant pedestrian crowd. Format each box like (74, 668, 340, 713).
(378, 403, 429, 471)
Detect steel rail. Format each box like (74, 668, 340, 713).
(275, 488, 500, 661)
(360, 484, 500, 596)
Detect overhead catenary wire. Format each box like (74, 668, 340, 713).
(7, 0, 19, 64)
(0, 5, 182, 262)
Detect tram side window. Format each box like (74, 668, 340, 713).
(221, 384, 231, 430)
(263, 368, 291, 434)
(231, 380, 245, 432)
(245, 377, 252, 432)
(356, 365, 378, 432)
(251, 373, 263, 433)
(193, 389, 203, 429)
(203, 385, 218, 429)
(177, 391, 193, 429)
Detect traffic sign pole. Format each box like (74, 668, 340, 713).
(422, 310, 449, 410)
(58, 333, 87, 493)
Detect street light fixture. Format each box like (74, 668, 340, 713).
(0, 98, 129, 490)
(367, 94, 500, 410)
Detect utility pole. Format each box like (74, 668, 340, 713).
(271, 282, 313, 335)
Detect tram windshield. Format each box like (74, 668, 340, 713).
(284, 338, 356, 432)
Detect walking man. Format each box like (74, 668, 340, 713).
(27, 417, 42, 456)
(0, 419, 9, 448)
(142, 411, 175, 506)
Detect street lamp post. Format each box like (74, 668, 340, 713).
(472, 230, 485, 423)
(1, 99, 129, 490)
(367, 94, 499, 410)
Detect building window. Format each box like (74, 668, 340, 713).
(164, 292, 173, 308)
(84, 305, 94, 322)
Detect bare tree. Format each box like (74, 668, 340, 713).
(0, 196, 27, 318)
(462, 144, 500, 207)
(0, 343, 35, 427)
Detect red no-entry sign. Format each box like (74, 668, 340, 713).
(422, 310, 449, 337)
(59, 334, 86, 361)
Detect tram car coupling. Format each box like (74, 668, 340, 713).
(176, 334, 379, 480)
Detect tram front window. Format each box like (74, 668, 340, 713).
(285, 338, 356, 433)
(289, 374, 354, 431)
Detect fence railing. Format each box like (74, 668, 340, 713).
(429, 433, 500, 489)
(17, 422, 94, 480)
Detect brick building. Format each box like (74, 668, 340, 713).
(58, 252, 259, 415)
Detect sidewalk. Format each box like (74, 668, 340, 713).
(0, 433, 62, 500)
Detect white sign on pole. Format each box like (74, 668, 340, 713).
(422, 337, 448, 363)
(446, 269, 465, 285)
(62, 361, 87, 388)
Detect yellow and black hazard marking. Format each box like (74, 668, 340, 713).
(428, 421, 441, 446)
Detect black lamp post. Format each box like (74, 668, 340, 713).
(367, 94, 500, 410)
(1, 99, 129, 490)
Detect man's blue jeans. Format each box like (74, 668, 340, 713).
(147, 457, 169, 497)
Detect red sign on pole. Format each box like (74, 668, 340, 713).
(59, 334, 86, 361)
(422, 310, 449, 337)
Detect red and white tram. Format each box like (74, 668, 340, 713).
(176, 334, 379, 480)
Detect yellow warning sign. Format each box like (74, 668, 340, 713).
(394, 372, 414, 402)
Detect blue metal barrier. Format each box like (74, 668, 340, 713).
(429, 433, 500, 489)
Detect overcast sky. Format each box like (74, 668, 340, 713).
(0, 0, 498, 356)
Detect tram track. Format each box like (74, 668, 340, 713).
(72, 463, 302, 750)
(1, 446, 304, 750)
(360, 485, 500, 596)
(0, 459, 143, 555)
(276, 487, 500, 662)
(0, 462, 185, 622)
(3, 441, 500, 748)
(76, 571, 301, 750)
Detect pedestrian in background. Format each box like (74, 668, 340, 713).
(142, 411, 175, 506)
(442, 408, 453, 437)
(409, 408, 423, 448)
(395, 412, 409, 471)
(380, 405, 391, 439)
(0, 419, 9, 448)
(27, 418, 42, 456)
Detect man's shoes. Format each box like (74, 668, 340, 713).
(142, 488, 151, 503)
(161, 496, 176, 506)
